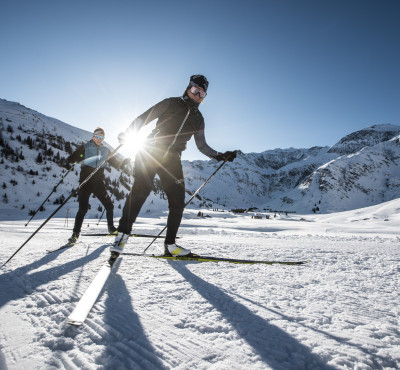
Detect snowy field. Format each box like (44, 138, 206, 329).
(0, 201, 400, 369)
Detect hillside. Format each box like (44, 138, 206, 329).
(1, 98, 400, 219)
(0, 99, 133, 221)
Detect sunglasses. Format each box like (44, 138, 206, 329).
(190, 86, 207, 98)
(94, 134, 105, 140)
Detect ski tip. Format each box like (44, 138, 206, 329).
(66, 319, 83, 326)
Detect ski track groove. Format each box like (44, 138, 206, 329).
(58, 352, 83, 370)
(1, 220, 400, 369)
(79, 313, 169, 369)
(110, 341, 162, 369)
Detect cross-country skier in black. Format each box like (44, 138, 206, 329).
(66, 127, 130, 245)
(111, 75, 237, 257)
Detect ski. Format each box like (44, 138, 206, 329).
(80, 233, 171, 239)
(121, 253, 310, 266)
(67, 254, 120, 326)
(48, 233, 174, 254)
(47, 243, 77, 253)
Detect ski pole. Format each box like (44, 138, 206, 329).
(96, 170, 125, 226)
(1, 145, 123, 269)
(25, 162, 77, 227)
(96, 157, 130, 226)
(143, 158, 229, 253)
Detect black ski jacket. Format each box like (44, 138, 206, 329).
(128, 96, 218, 158)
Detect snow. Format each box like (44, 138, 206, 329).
(1, 200, 400, 369)
(3, 97, 400, 218)
(1, 98, 400, 368)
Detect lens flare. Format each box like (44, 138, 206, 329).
(122, 127, 151, 158)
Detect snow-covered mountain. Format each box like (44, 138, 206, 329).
(1, 98, 400, 217)
(182, 124, 400, 213)
(0, 99, 132, 221)
(327, 123, 400, 155)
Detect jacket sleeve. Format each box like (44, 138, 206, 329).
(127, 98, 172, 132)
(194, 129, 219, 159)
(67, 145, 85, 164)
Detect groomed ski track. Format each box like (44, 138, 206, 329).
(1, 208, 400, 369)
(121, 252, 310, 265)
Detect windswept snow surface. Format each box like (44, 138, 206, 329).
(0, 201, 400, 369)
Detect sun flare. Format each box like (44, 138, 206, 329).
(122, 126, 152, 158)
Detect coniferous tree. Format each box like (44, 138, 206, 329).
(36, 152, 43, 163)
(65, 141, 73, 154)
(26, 136, 33, 149)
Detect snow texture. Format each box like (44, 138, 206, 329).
(1, 202, 400, 369)
(1, 98, 400, 369)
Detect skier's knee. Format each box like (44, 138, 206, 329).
(169, 206, 184, 215)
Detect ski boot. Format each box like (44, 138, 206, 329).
(67, 232, 80, 246)
(108, 225, 118, 235)
(164, 243, 192, 257)
(109, 232, 129, 266)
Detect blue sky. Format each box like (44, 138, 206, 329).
(1, 0, 399, 160)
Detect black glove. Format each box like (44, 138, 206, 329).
(214, 151, 237, 162)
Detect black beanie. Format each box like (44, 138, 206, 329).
(189, 75, 209, 92)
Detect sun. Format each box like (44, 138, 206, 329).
(121, 126, 152, 158)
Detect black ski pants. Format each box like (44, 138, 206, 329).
(118, 149, 185, 244)
(73, 180, 114, 234)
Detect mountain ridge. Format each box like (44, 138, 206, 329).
(1, 97, 399, 218)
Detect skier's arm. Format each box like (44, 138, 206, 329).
(194, 129, 219, 159)
(195, 128, 238, 162)
(67, 145, 85, 164)
(120, 99, 172, 142)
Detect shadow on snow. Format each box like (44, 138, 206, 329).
(0, 244, 106, 309)
(170, 262, 335, 370)
(99, 264, 165, 369)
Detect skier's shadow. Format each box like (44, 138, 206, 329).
(170, 262, 335, 370)
(99, 264, 165, 369)
(229, 291, 392, 368)
(0, 245, 107, 309)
